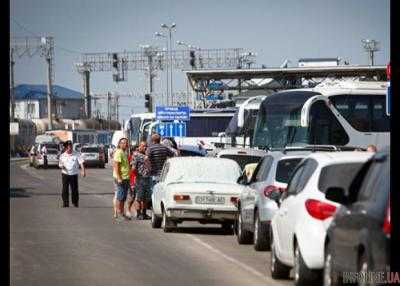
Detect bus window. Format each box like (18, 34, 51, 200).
(331, 94, 389, 133)
(186, 116, 232, 137)
(129, 117, 142, 143)
(309, 101, 349, 145)
(371, 97, 390, 132)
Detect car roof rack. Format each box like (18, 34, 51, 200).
(279, 145, 366, 154)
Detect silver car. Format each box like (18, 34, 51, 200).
(236, 150, 309, 250)
(33, 148, 60, 168)
(80, 145, 105, 168)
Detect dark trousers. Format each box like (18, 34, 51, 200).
(43, 155, 48, 168)
(62, 174, 79, 206)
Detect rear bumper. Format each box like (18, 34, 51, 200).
(166, 207, 237, 222)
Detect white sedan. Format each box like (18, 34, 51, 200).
(151, 157, 244, 232)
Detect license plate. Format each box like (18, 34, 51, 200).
(195, 195, 225, 204)
(48, 156, 57, 160)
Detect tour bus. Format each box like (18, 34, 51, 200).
(252, 80, 390, 150)
(223, 95, 267, 148)
(124, 113, 156, 146)
(131, 109, 236, 151)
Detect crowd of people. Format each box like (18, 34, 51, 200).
(111, 133, 179, 221)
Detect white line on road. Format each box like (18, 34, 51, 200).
(187, 234, 282, 286)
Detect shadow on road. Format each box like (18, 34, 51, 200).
(10, 187, 34, 198)
(174, 226, 234, 236)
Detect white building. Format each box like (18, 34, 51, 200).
(12, 84, 85, 120)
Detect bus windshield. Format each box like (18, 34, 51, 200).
(253, 91, 319, 148)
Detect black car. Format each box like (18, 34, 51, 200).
(323, 147, 390, 286)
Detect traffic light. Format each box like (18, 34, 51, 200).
(144, 94, 153, 112)
(112, 53, 118, 69)
(190, 51, 196, 68)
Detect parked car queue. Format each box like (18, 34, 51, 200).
(145, 145, 390, 286)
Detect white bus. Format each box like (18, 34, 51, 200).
(252, 80, 390, 150)
(223, 95, 267, 147)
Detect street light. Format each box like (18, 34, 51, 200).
(155, 32, 169, 105)
(161, 23, 176, 105)
(361, 39, 380, 66)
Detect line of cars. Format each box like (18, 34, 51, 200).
(144, 145, 390, 286)
(29, 142, 108, 169)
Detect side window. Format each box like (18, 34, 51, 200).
(286, 164, 305, 195)
(357, 161, 384, 202)
(371, 96, 390, 132)
(295, 158, 318, 193)
(309, 101, 349, 145)
(255, 156, 273, 182)
(331, 94, 390, 133)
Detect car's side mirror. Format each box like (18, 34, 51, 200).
(268, 190, 283, 205)
(325, 187, 348, 205)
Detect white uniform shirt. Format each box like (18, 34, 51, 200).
(41, 146, 47, 154)
(59, 151, 84, 175)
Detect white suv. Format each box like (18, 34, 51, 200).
(270, 151, 372, 285)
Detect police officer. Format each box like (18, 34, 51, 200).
(58, 140, 86, 207)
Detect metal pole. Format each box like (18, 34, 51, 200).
(165, 39, 169, 105)
(10, 48, 15, 121)
(83, 70, 91, 118)
(46, 56, 53, 130)
(169, 29, 174, 105)
(148, 53, 154, 94)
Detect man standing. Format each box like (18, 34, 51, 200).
(113, 137, 131, 221)
(41, 144, 48, 169)
(58, 140, 86, 207)
(146, 134, 176, 209)
(132, 141, 152, 220)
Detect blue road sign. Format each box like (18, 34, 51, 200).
(156, 122, 187, 137)
(386, 81, 391, 116)
(207, 81, 224, 90)
(155, 106, 190, 121)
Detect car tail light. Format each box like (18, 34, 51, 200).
(173, 194, 191, 201)
(305, 199, 337, 220)
(230, 196, 239, 204)
(263, 185, 286, 197)
(383, 202, 390, 235)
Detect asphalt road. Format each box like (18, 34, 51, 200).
(10, 160, 293, 286)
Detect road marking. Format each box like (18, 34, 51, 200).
(187, 234, 282, 286)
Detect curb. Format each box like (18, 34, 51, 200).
(10, 157, 30, 162)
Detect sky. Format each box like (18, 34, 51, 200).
(10, 0, 390, 123)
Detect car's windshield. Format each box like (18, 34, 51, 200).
(253, 91, 319, 148)
(46, 149, 59, 154)
(165, 158, 241, 184)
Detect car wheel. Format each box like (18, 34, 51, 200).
(236, 209, 253, 244)
(294, 242, 322, 286)
(253, 210, 270, 251)
(162, 208, 176, 233)
(221, 222, 233, 234)
(270, 229, 291, 279)
(358, 253, 369, 286)
(323, 242, 342, 286)
(151, 211, 162, 229)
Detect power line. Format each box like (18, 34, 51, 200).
(11, 18, 82, 55)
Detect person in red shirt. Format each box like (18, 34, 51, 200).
(126, 145, 138, 218)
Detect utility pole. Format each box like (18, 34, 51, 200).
(362, 39, 380, 66)
(83, 70, 91, 118)
(10, 48, 15, 121)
